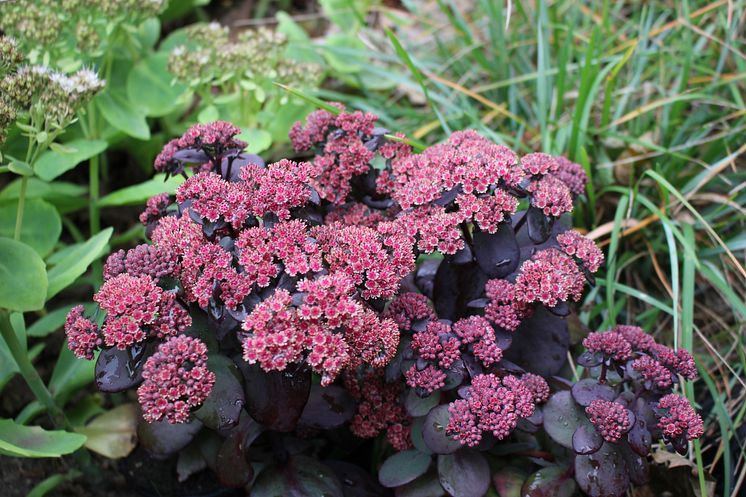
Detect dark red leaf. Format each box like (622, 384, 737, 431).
(521, 465, 577, 497)
(574, 443, 630, 497)
(251, 456, 344, 497)
(504, 306, 569, 376)
(240, 361, 311, 432)
(571, 379, 617, 407)
(472, 226, 519, 278)
(573, 423, 603, 455)
(542, 391, 584, 449)
(436, 450, 490, 497)
(422, 405, 462, 455)
(298, 384, 355, 430)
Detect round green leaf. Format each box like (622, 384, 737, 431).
(238, 128, 272, 154)
(0, 418, 86, 457)
(379, 449, 431, 488)
(0, 199, 61, 257)
(34, 139, 108, 181)
(0, 238, 48, 312)
(95, 90, 151, 141)
(127, 53, 187, 117)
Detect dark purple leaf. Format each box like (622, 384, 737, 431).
(176, 443, 207, 483)
(526, 206, 554, 244)
(194, 355, 245, 431)
(619, 441, 649, 486)
(410, 416, 432, 455)
(405, 389, 440, 417)
(461, 354, 483, 379)
(416, 259, 441, 299)
(434, 186, 462, 206)
(574, 443, 630, 497)
(95, 343, 152, 393)
(450, 244, 473, 265)
(173, 148, 210, 164)
(432, 258, 460, 320)
(216, 421, 254, 488)
(492, 465, 529, 497)
(394, 473, 445, 497)
(298, 384, 355, 430)
(546, 301, 570, 316)
(137, 417, 203, 458)
(472, 226, 520, 278)
(504, 305, 569, 376)
(524, 406, 543, 426)
(436, 450, 490, 497)
(571, 379, 617, 407)
(542, 391, 584, 448)
(573, 423, 604, 455)
(251, 456, 344, 497)
(466, 298, 488, 309)
(521, 465, 577, 497)
(327, 461, 391, 497)
(379, 450, 432, 488)
(240, 361, 311, 432)
(422, 405, 462, 455)
(442, 360, 466, 391)
(577, 351, 603, 368)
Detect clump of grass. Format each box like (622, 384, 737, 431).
(315, 1, 745, 495)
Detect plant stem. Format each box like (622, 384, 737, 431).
(13, 176, 28, 240)
(0, 311, 69, 430)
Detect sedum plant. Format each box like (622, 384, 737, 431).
(64, 105, 702, 497)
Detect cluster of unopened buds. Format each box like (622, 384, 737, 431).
(63, 105, 701, 497)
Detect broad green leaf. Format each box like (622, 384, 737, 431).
(0, 419, 86, 457)
(127, 53, 187, 117)
(277, 12, 324, 65)
(34, 139, 108, 181)
(77, 403, 138, 459)
(322, 33, 366, 74)
(198, 105, 220, 123)
(49, 343, 96, 405)
(239, 128, 272, 154)
(98, 174, 184, 207)
(46, 228, 112, 300)
(8, 160, 33, 176)
(95, 90, 151, 141)
(0, 238, 48, 312)
(0, 199, 61, 257)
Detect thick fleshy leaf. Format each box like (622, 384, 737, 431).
(432, 258, 460, 320)
(395, 472, 445, 497)
(95, 343, 151, 393)
(492, 465, 529, 497)
(137, 417, 202, 458)
(126, 53, 187, 117)
(526, 206, 554, 244)
(416, 259, 440, 299)
(472, 226, 519, 278)
(574, 443, 630, 497)
(436, 450, 490, 497)
(215, 421, 254, 488)
(618, 441, 649, 485)
(410, 417, 432, 455)
(34, 139, 108, 181)
(520, 465, 577, 497)
(405, 390, 440, 417)
(251, 456, 344, 497)
(76, 403, 138, 459)
(542, 391, 585, 449)
(422, 405, 462, 455)
(572, 423, 604, 455)
(571, 379, 617, 407)
(240, 361, 311, 432)
(46, 228, 112, 300)
(327, 461, 391, 497)
(576, 351, 603, 368)
(176, 443, 207, 483)
(298, 384, 355, 430)
(96, 89, 150, 140)
(98, 175, 184, 207)
(0, 198, 61, 257)
(504, 306, 569, 376)
(0, 419, 86, 457)
(194, 355, 245, 431)
(379, 450, 432, 488)
(0, 238, 48, 312)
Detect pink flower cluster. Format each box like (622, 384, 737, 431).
(406, 317, 504, 395)
(64, 305, 101, 360)
(155, 121, 246, 174)
(239, 159, 317, 220)
(93, 274, 191, 349)
(447, 374, 535, 446)
(527, 174, 574, 217)
(345, 370, 412, 451)
(177, 171, 253, 228)
(553, 156, 588, 196)
(137, 335, 216, 424)
(484, 279, 531, 332)
(455, 190, 518, 234)
(514, 248, 585, 307)
(657, 394, 704, 441)
(522, 373, 550, 404)
(585, 399, 632, 442)
(384, 292, 436, 331)
(557, 229, 604, 273)
(583, 331, 634, 361)
(241, 273, 399, 386)
(139, 192, 170, 227)
(521, 152, 558, 176)
(103, 244, 177, 281)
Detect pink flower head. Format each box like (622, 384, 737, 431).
(613, 325, 656, 352)
(296, 273, 360, 327)
(138, 335, 215, 424)
(269, 220, 323, 276)
(150, 214, 205, 261)
(154, 138, 181, 174)
(527, 174, 573, 217)
(289, 107, 340, 151)
(405, 364, 447, 394)
(631, 355, 673, 390)
(651, 344, 698, 381)
(177, 121, 246, 154)
(345, 369, 412, 450)
(393, 205, 464, 255)
(64, 305, 101, 360)
(384, 292, 436, 331)
(240, 159, 317, 220)
(514, 248, 586, 307)
(103, 244, 177, 281)
(521, 152, 558, 176)
(324, 202, 392, 229)
(553, 156, 588, 196)
(447, 374, 535, 446)
(344, 308, 400, 370)
(453, 316, 503, 366)
(522, 373, 550, 404)
(181, 242, 253, 309)
(94, 274, 161, 349)
(176, 171, 252, 228)
(582, 331, 633, 362)
(657, 394, 704, 441)
(585, 399, 632, 442)
(556, 229, 604, 273)
(455, 190, 518, 234)
(484, 279, 531, 332)
(139, 193, 171, 227)
(235, 226, 281, 288)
